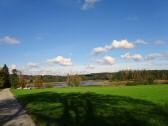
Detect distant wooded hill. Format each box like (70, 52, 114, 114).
(23, 70, 168, 83)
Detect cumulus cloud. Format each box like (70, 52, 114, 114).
(110, 40, 134, 49)
(97, 56, 116, 65)
(27, 62, 38, 68)
(82, 0, 100, 10)
(93, 40, 134, 55)
(121, 53, 143, 61)
(135, 39, 147, 45)
(0, 36, 20, 44)
(47, 56, 73, 66)
(93, 47, 107, 54)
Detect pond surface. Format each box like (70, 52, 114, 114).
(52, 81, 109, 87)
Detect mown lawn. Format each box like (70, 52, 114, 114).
(12, 85, 168, 126)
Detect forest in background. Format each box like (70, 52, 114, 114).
(1, 64, 168, 89)
(25, 70, 168, 83)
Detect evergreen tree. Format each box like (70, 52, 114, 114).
(0, 68, 4, 88)
(2, 64, 11, 88)
(11, 69, 19, 88)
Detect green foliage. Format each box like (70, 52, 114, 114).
(1, 64, 11, 88)
(12, 85, 168, 126)
(11, 69, 19, 88)
(22, 70, 168, 85)
(107, 70, 167, 85)
(0, 69, 4, 88)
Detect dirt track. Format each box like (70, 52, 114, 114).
(0, 88, 36, 126)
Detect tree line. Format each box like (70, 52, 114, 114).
(0, 64, 29, 88)
(25, 70, 168, 85)
(0, 64, 44, 89)
(83, 70, 168, 82)
(111, 70, 168, 81)
(1, 64, 168, 89)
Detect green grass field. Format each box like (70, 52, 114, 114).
(12, 85, 168, 126)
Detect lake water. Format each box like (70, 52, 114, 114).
(52, 81, 109, 87)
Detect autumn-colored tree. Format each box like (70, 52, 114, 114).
(34, 76, 43, 88)
(19, 76, 27, 88)
(67, 74, 81, 87)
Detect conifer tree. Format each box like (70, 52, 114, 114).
(0, 68, 4, 88)
(11, 69, 19, 88)
(2, 64, 11, 88)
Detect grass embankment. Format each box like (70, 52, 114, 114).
(12, 85, 168, 126)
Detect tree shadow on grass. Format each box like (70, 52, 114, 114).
(16, 92, 168, 126)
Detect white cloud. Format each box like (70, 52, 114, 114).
(27, 62, 38, 68)
(93, 39, 134, 55)
(0, 36, 20, 44)
(86, 64, 95, 69)
(82, 0, 100, 10)
(9, 64, 17, 74)
(97, 56, 116, 65)
(10, 64, 17, 70)
(47, 56, 73, 66)
(135, 39, 147, 45)
(93, 47, 107, 54)
(111, 40, 134, 49)
(121, 53, 143, 61)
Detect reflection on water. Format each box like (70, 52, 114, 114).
(80, 81, 99, 86)
(52, 81, 108, 88)
(27, 81, 109, 88)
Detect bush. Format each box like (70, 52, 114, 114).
(33, 76, 43, 88)
(67, 74, 82, 87)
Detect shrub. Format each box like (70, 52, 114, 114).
(33, 76, 43, 88)
(67, 74, 82, 87)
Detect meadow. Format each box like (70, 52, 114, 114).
(12, 85, 168, 126)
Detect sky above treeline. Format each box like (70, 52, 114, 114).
(0, 0, 168, 75)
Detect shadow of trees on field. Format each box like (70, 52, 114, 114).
(17, 92, 168, 126)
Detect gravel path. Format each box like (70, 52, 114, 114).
(0, 88, 36, 126)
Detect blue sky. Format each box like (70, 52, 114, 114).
(0, 0, 168, 75)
